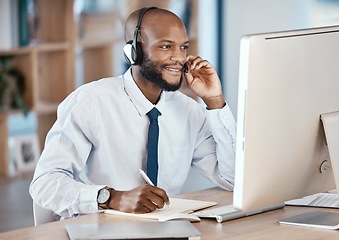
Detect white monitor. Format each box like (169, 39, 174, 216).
(234, 25, 339, 211)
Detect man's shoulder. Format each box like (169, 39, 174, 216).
(59, 76, 123, 109)
(67, 76, 124, 101)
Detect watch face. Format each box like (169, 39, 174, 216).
(97, 188, 110, 204)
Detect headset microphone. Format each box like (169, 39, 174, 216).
(183, 63, 189, 73)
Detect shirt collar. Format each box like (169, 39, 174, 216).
(123, 68, 166, 116)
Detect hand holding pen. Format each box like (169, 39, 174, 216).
(105, 170, 169, 214)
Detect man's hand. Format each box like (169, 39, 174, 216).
(107, 185, 170, 213)
(184, 55, 226, 109)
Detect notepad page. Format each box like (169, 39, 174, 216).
(104, 198, 217, 220)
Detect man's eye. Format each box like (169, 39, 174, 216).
(160, 45, 171, 49)
(181, 45, 189, 50)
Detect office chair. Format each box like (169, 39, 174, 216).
(33, 202, 55, 226)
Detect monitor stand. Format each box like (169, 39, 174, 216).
(278, 111, 339, 229)
(321, 111, 339, 191)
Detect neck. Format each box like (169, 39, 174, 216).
(131, 66, 162, 104)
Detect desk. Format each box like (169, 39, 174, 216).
(1, 187, 339, 240)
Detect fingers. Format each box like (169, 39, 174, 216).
(115, 185, 169, 214)
(134, 186, 169, 213)
(185, 55, 213, 71)
(182, 55, 223, 104)
(141, 185, 169, 211)
(183, 55, 213, 88)
(150, 186, 170, 206)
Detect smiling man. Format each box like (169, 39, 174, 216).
(29, 7, 236, 219)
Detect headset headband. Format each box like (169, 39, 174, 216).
(132, 7, 158, 50)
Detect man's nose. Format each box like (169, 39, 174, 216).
(170, 48, 186, 63)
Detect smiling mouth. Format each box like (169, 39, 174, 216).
(164, 66, 182, 74)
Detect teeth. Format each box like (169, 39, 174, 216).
(166, 67, 180, 72)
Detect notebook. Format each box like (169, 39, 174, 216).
(66, 221, 201, 239)
(104, 197, 217, 220)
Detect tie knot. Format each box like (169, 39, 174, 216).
(147, 107, 160, 120)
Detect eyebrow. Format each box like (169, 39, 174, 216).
(158, 40, 190, 45)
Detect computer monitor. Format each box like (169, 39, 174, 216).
(233, 25, 339, 212)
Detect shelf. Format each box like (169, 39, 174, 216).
(0, 0, 199, 178)
(0, 42, 70, 56)
(36, 42, 70, 53)
(0, 0, 74, 177)
(0, 47, 34, 56)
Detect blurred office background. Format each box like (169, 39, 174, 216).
(1, 0, 339, 233)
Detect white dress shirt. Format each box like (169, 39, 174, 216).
(29, 68, 236, 218)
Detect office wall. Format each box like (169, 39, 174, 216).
(222, 0, 312, 115)
(223, 0, 339, 116)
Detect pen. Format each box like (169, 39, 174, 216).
(139, 169, 170, 207)
(139, 169, 155, 186)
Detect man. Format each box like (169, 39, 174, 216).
(29, 7, 236, 219)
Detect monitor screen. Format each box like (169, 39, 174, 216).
(234, 25, 339, 211)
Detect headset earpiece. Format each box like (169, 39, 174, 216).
(124, 41, 143, 66)
(123, 41, 134, 65)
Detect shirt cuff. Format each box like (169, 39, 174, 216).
(77, 185, 106, 214)
(205, 104, 236, 131)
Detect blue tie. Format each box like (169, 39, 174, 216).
(146, 107, 160, 185)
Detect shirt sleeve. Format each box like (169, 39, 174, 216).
(29, 89, 105, 218)
(192, 104, 236, 191)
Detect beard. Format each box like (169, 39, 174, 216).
(139, 56, 183, 92)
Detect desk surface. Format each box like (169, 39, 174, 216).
(1, 187, 339, 240)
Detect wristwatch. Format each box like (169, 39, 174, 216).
(97, 187, 113, 209)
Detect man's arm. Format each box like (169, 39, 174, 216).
(30, 89, 170, 218)
(185, 55, 236, 188)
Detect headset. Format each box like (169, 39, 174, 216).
(123, 7, 158, 65)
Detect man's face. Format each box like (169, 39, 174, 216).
(139, 13, 189, 91)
